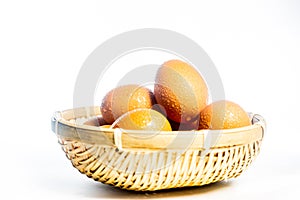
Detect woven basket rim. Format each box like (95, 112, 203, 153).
(51, 106, 265, 150)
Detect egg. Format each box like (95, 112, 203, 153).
(169, 119, 199, 131)
(101, 84, 155, 124)
(112, 108, 172, 131)
(154, 59, 208, 123)
(198, 100, 251, 130)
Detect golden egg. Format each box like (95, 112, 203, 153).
(199, 100, 251, 130)
(154, 59, 208, 123)
(101, 84, 155, 124)
(112, 108, 172, 131)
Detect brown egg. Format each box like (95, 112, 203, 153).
(199, 100, 251, 130)
(101, 84, 155, 124)
(112, 108, 172, 131)
(154, 59, 208, 123)
(169, 118, 199, 131)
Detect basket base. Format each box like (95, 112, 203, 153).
(59, 138, 261, 191)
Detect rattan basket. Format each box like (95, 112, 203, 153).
(51, 106, 265, 191)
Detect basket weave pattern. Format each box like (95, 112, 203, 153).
(59, 137, 261, 191)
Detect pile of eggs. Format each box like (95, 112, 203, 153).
(85, 59, 251, 131)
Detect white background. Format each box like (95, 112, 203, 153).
(1, 0, 300, 199)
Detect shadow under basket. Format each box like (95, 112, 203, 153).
(51, 106, 265, 191)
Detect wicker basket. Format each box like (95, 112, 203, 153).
(51, 106, 265, 191)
